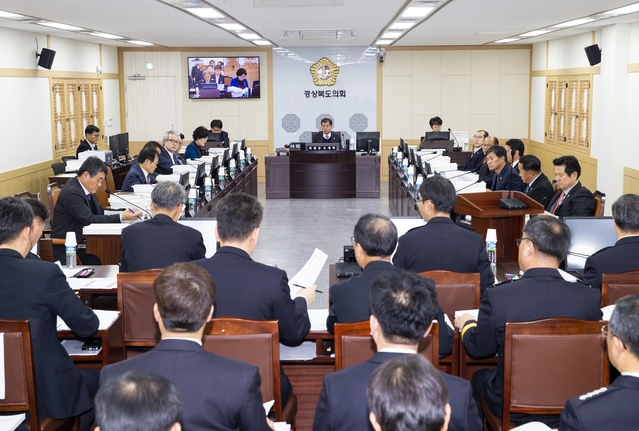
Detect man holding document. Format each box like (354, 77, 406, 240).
(194, 193, 316, 405)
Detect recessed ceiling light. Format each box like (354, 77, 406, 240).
(127, 40, 154, 46)
(605, 3, 639, 15)
(186, 8, 224, 19)
(519, 30, 551, 37)
(553, 18, 595, 28)
(218, 23, 245, 31)
(38, 21, 85, 31)
(382, 32, 402, 39)
(254, 40, 271, 45)
(88, 32, 124, 40)
(0, 10, 24, 18)
(402, 7, 434, 18)
(376, 39, 393, 45)
(239, 33, 260, 40)
(495, 38, 520, 43)
(390, 22, 415, 30)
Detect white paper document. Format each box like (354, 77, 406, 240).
(66, 278, 117, 290)
(279, 341, 317, 361)
(61, 339, 102, 356)
(307, 309, 329, 332)
(601, 304, 615, 321)
(288, 248, 328, 297)
(454, 309, 479, 321)
(0, 413, 26, 431)
(57, 309, 120, 332)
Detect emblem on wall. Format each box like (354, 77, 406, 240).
(310, 57, 339, 86)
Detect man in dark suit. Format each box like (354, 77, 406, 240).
(485, 145, 525, 192)
(120, 181, 205, 272)
(327, 213, 453, 355)
(194, 192, 316, 404)
(51, 157, 141, 264)
(475, 135, 498, 186)
(100, 263, 272, 431)
(313, 268, 482, 431)
(582, 194, 639, 290)
(95, 371, 183, 431)
(312, 118, 341, 144)
(505, 138, 525, 172)
(210, 119, 230, 147)
(518, 155, 554, 209)
(393, 175, 494, 295)
(559, 294, 639, 431)
(76, 124, 100, 157)
(0, 197, 99, 431)
(546, 155, 595, 217)
(122, 147, 159, 192)
(24, 198, 48, 260)
(459, 130, 487, 172)
(456, 216, 602, 427)
(156, 130, 185, 176)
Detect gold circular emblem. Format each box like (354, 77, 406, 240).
(310, 57, 339, 86)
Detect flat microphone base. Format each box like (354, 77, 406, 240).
(499, 198, 528, 210)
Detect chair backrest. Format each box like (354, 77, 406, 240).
(593, 190, 606, 217)
(47, 183, 62, 225)
(51, 163, 66, 175)
(201, 318, 282, 420)
(601, 270, 639, 306)
(14, 191, 41, 200)
(61, 156, 77, 162)
(117, 270, 163, 354)
(95, 166, 115, 207)
(418, 270, 481, 322)
(500, 318, 609, 429)
(333, 320, 439, 371)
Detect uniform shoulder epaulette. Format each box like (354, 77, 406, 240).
(578, 386, 607, 401)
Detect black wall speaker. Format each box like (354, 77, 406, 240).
(584, 44, 601, 66)
(37, 48, 56, 69)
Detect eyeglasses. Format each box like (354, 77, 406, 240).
(165, 139, 180, 144)
(515, 237, 535, 247)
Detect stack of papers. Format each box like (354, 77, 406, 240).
(308, 309, 329, 332)
(57, 309, 120, 332)
(66, 278, 117, 290)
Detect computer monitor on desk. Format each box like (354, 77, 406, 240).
(425, 131, 450, 141)
(563, 216, 617, 272)
(356, 131, 380, 154)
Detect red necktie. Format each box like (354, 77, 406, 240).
(551, 191, 566, 214)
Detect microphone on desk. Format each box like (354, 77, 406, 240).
(105, 189, 152, 219)
(455, 180, 481, 194)
(425, 152, 443, 162)
(443, 170, 476, 180)
(448, 128, 461, 150)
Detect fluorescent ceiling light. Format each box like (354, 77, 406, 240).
(376, 39, 392, 45)
(254, 40, 271, 45)
(127, 40, 154, 46)
(390, 22, 415, 30)
(239, 33, 260, 39)
(186, 8, 224, 19)
(88, 32, 123, 39)
(218, 23, 245, 31)
(519, 30, 551, 37)
(605, 3, 639, 15)
(38, 21, 84, 31)
(382, 32, 402, 39)
(0, 10, 24, 18)
(553, 18, 595, 28)
(495, 38, 519, 43)
(402, 7, 434, 18)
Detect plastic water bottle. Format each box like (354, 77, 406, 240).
(204, 176, 212, 201)
(229, 158, 236, 174)
(486, 229, 497, 281)
(65, 232, 77, 269)
(239, 150, 246, 169)
(188, 188, 197, 217)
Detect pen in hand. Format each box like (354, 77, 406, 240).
(128, 208, 143, 221)
(293, 283, 323, 294)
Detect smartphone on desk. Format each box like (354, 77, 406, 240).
(82, 339, 102, 351)
(74, 268, 94, 278)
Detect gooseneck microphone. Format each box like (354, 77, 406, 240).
(105, 189, 152, 219)
(448, 128, 461, 150)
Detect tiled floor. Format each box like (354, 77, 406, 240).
(252, 182, 390, 309)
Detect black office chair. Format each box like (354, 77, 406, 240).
(61, 156, 77, 162)
(51, 163, 66, 175)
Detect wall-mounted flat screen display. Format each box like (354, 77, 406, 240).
(188, 56, 260, 99)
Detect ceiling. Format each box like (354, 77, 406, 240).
(0, 0, 638, 50)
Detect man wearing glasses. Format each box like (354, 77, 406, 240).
(459, 129, 488, 172)
(559, 294, 639, 431)
(156, 130, 185, 176)
(76, 124, 100, 157)
(455, 216, 602, 428)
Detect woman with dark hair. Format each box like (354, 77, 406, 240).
(184, 126, 210, 159)
(229, 68, 250, 97)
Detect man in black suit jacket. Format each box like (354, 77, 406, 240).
(475, 136, 498, 186)
(0, 197, 99, 430)
(312, 118, 341, 144)
(76, 124, 100, 157)
(459, 130, 487, 172)
(456, 216, 602, 427)
(393, 175, 494, 295)
(210, 119, 231, 147)
(559, 294, 639, 431)
(156, 130, 185, 176)
(583, 194, 639, 290)
(505, 138, 525, 173)
(24, 198, 48, 260)
(327, 213, 453, 356)
(121, 147, 158, 192)
(518, 155, 554, 209)
(314, 268, 482, 431)
(100, 263, 272, 431)
(51, 157, 141, 264)
(120, 182, 205, 272)
(485, 146, 525, 192)
(546, 155, 595, 217)
(194, 193, 316, 404)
